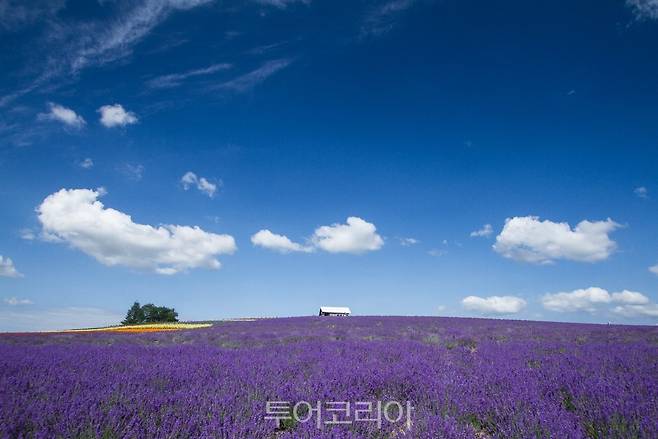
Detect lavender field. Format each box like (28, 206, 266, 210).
(1, 317, 657, 438)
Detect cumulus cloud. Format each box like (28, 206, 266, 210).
(4, 297, 33, 306)
(251, 230, 313, 253)
(493, 216, 620, 264)
(626, 0, 658, 20)
(470, 224, 493, 238)
(611, 290, 650, 305)
(0, 256, 22, 278)
(181, 172, 218, 197)
(98, 104, 138, 128)
(542, 287, 612, 313)
(542, 287, 652, 314)
(38, 103, 86, 128)
(613, 303, 658, 318)
(650, 264, 658, 275)
(253, 217, 384, 255)
(461, 295, 527, 315)
(37, 188, 236, 274)
(311, 217, 384, 254)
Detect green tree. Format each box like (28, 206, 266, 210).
(121, 302, 178, 325)
(122, 301, 145, 325)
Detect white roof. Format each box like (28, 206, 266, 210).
(320, 306, 351, 314)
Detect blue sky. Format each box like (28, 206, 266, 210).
(1, 0, 658, 331)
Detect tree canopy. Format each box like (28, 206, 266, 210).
(122, 302, 178, 325)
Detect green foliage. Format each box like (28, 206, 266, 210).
(121, 302, 178, 325)
(121, 302, 145, 325)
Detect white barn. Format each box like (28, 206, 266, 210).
(319, 306, 351, 316)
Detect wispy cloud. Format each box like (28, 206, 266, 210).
(119, 163, 145, 181)
(67, 0, 214, 74)
(626, 0, 658, 20)
(0, 0, 66, 32)
(398, 237, 419, 246)
(211, 58, 292, 93)
(470, 224, 493, 238)
(360, 0, 417, 38)
(253, 0, 310, 9)
(634, 186, 648, 199)
(0, 0, 214, 107)
(79, 158, 94, 169)
(649, 264, 658, 276)
(4, 297, 33, 306)
(146, 63, 232, 89)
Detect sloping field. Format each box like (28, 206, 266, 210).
(62, 322, 213, 333)
(1, 317, 657, 438)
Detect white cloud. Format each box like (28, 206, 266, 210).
(20, 228, 35, 240)
(398, 237, 419, 246)
(254, 0, 310, 8)
(181, 171, 218, 197)
(542, 287, 612, 313)
(626, 0, 658, 20)
(360, 0, 416, 38)
(146, 63, 232, 89)
(70, 0, 214, 74)
(98, 104, 138, 128)
(0, 0, 213, 108)
(611, 290, 650, 305)
(4, 297, 33, 306)
(613, 303, 658, 318)
(650, 264, 658, 275)
(634, 186, 648, 199)
(38, 102, 85, 128)
(254, 217, 384, 255)
(311, 217, 384, 254)
(119, 163, 144, 181)
(542, 287, 651, 314)
(0, 256, 22, 278)
(0, 306, 124, 332)
(462, 295, 527, 315)
(251, 229, 313, 253)
(427, 248, 446, 257)
(470, 224, 493, 238)
(37, 188, 236, 274)
(493, 216, 620, 264)
(212, 59, 292, 93)
(0, 0, 66, 32)
(80, 158, 94, 169)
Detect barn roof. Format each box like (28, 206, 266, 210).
(319, 306, 351, 314)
